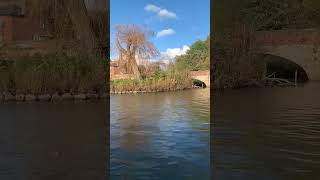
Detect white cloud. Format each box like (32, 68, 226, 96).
(144, 4, 161, 12)
(158, 9, 177, 19)
(159, 45, 190, 63)
(144, 4, 177, 19)
(163, 45, 190, 59)
(110, 55, 118, 61)
(156, 29, 176, 38)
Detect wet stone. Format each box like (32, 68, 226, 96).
(25, 94, 36, 101)
(99, 93, 108, 99)
(86, 93, 98, 100)
(51, 93, 63, 101)
(4, 93, 15, 101)
(15, 94, 25, 101)
(74, 93, 86, 100)
(62, 93, 74, 100)
(38, 94, 51, 101)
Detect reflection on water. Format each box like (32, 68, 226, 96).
(0, 101, 107, 180)
(213, 83, 320, 180)
(111, 89, 210, 179)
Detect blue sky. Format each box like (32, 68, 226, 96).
(110, 0, 210, 61)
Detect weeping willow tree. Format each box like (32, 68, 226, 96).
(114, 24, 159, 80)
(27, 0, 106, 52)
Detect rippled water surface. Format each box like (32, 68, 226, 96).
(111, 89, 210, 179)
(213, 83, 320, 180)
(0, 101, 107, 180)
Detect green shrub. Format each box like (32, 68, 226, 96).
(0, 51, 107, 94)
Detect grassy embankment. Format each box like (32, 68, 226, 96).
(0, 49, 107, 99)
(110, 66, 192, 93)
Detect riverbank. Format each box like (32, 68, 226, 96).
(212, 77, 298, 90)
(0, 51, 108, 102)
(109, 87, 204, 94)
(110, 74, 193, 93)
(215, 82, 294, 90)
(0, 92, 108, 102)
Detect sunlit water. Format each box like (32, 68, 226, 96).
(0, 101, 107, 180)
(213, 82, 320, 180)
(111, 89, 210, 179)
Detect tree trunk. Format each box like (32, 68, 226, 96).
(63, 0, 97, 50)
(128, 54, 141, 80)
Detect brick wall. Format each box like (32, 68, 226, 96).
(110, 66, 120, 75)
(0, 16, 13, 42)
(255, 30, 320, 46)
(0, 15, 43, 43)
(12, 15, 44, 41)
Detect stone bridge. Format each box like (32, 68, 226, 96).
(255, 29, 320, 80)
(190, 70, 210, 87)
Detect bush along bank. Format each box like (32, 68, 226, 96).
(110, 69, 193, 94)
(110, 78, 193, 94)
(0, 51, 108, 102)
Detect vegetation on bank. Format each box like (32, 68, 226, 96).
(111, 24, 210, 93)
(111, 77, 191, 93)
(111, 65, 192, 93)
(0, 51, 107, 95)
(212, 0, 320, 89)
(0, 1, 108, 100)
(110, 24, 209, 93)
(175, 36, 210, 71)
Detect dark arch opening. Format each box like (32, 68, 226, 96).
(261, 54, 309, 83)
(192, 79, 207, 88)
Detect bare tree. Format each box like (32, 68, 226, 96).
(28, 0, 97, 50)
(114, 24, 159, 80)
(86, 0, 108, 57)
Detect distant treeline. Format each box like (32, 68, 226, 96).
(175, 35, 210, 71)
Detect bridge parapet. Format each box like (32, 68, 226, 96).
(189, 70, 210, 76)
(255, 29, 320, 46)
(254, 29, 320, 81)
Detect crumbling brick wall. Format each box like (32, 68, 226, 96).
(0, 16, 13, 42)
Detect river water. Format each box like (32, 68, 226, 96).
(110, 89, 210, 179)
(213, 82, 320, 180)
(0, 101, 107, 180)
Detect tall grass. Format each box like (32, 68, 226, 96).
(212, 23, 265, 89)
(0, 51, 107, 95)
(111, 65, 192, 93)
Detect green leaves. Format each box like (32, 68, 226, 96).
(175, 36, 210, 71)
(241, 0, 320, 30)
(0, 51, 107, 94)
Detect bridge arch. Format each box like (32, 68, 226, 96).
(255, 30, 320, 81)
(192, 78, 207, 88)
(258, 53, 309, 82)
(189, 70, 210, 88)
